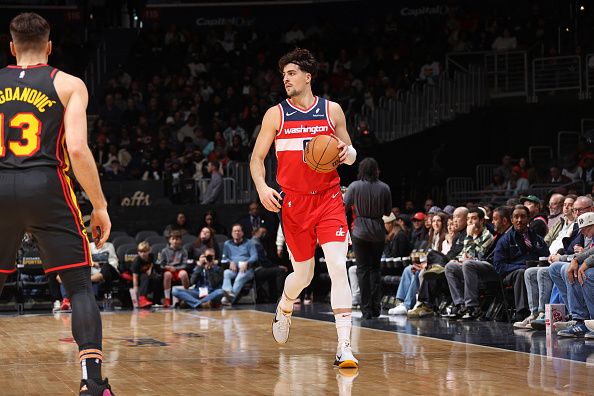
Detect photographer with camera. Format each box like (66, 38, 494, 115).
(173, 248, 225, 309)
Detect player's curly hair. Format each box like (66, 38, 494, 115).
(278, 48, 318, 79)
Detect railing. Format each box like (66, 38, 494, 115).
(586, 54, 594, 99)
(83, 41, 107, 111)
(446, 181, 585, 206)
(349, 68, 487, 142)
(446, 50, 528, 97)
(531, 56, 582, 100)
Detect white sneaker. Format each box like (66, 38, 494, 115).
(221, 296, 231, 306)
(585, 320, 594, 332)
(388, 304, 408, 315)
(513, 313, 537, 329)
(334, 341, 359, 368)
(52, 300, 61, 313)
(272, 305, 292, 344)
(554, 320, 577, 332)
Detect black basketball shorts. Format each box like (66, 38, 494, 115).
(0, 166, 91, 274)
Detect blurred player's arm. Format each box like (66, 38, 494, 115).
(55, 72, 111, 246)
(250, 106, 282, 213)
(328, 101, 356, 165)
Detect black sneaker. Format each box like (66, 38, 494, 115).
(461, 306, 481, 320)
(79, 378, 115, 396)
(443, 304, 465, 319)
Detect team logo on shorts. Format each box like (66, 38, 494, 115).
(335, 225, 346, 237)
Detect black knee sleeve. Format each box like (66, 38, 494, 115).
(59, 266, 102, 351)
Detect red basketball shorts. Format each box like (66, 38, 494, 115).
(280, 185, 348, 262)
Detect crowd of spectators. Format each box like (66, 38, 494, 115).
(375, 188, 594, 340)
(85, 2, 570, 203)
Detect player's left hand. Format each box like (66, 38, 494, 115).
(336, 137, 348, 164)
(91, 208, 111, 248)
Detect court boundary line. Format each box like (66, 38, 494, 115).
(247, 309, 593, 367)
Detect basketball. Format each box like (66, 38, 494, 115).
(304, 135, 341, 173)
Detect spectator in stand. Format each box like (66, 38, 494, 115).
(159, 231, 191, 307)
(547, 193, 566, 230)
(403, 200, 416, 215)
(253, 226, 287, 303)
(562, 157, 583, 182)
(407, 207, 469, 318)
(238, 201, 270, 238)
(382, 213, 412, 258)
(442, 217, 457, 255)
(177, 114, 198, 143)
(548, 212, 594, 337)
(201, 160, 223, 205)
(519, 195, 548, 238)
(131, 241, 163, 309)
(443, 208, 494, 320)
(581, 157, 594, 184)
(200, 210, 227, 236)
(221, 224, 258, 305)
(189, 226, 221, 261)
(492, 28, 517, 51)
(545, 165, 572, 184)
(410, 212, 428, 250)
(142, 159, 163, 181)
(494, 154, 513, 182)
(505, 166, 529, 197)
(223, 116, 248, 147)
(227, 135, 250, 162)
(163, 212, 191, 238)
(545, 195, 578, 254)
(494, 205, 549, 322)
(424, 199, 435, 213)
(517, 157, 539, 184)
(428, 212, 449, 255)
(103, 160, 128, 181)
(173, 247, 225, 309)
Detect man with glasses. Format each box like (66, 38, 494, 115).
(547, 193, 565, 229)
(546, 196, 594, 332)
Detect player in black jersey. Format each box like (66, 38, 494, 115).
(0, 13, 114, 395)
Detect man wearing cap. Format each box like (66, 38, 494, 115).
(410, 212, 428, 251)
(520, 195, 548, 238)
(547, 212, 594, 337)
(493, 205, 549, 322)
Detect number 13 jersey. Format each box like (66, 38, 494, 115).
(0, 64, 66, 170)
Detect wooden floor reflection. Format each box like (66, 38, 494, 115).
(0, 309, 593, 395)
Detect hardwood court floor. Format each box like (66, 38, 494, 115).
(0, 308, 593, 395)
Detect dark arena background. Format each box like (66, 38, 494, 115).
(1, 0, 594, 394)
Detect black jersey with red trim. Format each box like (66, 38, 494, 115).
(0, 64, 65, 170)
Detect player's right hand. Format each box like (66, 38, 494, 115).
(257, 185, 282, 213)
(91, 208, 111, 248)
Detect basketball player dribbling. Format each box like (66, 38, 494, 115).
(0, 13, 114, 395)
(250, 48, 359, 368)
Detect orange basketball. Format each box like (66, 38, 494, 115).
(304, 135, 341, 173)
